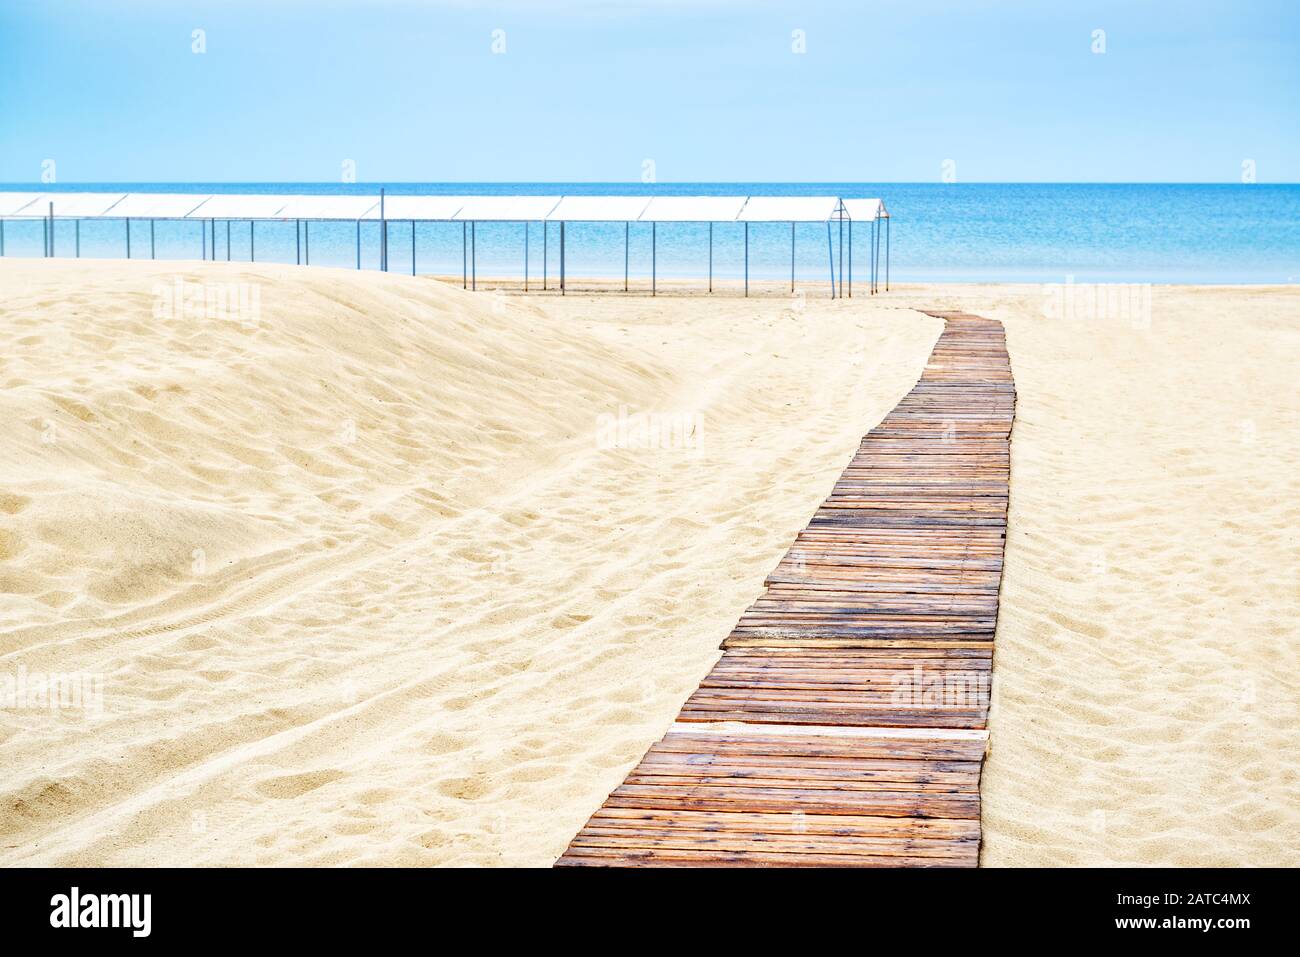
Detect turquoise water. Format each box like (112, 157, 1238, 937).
(3, 183, 1297, 283)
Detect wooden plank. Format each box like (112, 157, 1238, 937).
(557, 311, 1015, 868)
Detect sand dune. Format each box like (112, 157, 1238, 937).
(3, 263, 1294, 866)
(0, 260, 939, 865)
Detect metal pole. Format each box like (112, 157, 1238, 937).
(0, 219, 5, 256)
(543, 221, 548, 290)
(410, 221, 415, 276)
(462, 222, 467, 288)
(356, 220, 361, 269)
(126, 219, 131, 259)
(744, 222, 748, 297)
(226, 220, 231, 261)
(560, 221, 565, 295)
(624, 221, 629, 292)
(652, 221, 656, 297)
(250, 221, 255, 261)
(826, 222, 834, 298)
(874, 220, 879, 294)
(524, 221, 529, 292)
(296, 219, 301, 264)
(76, 219, 81, 258)
(848, 219, 852, 298)
(791, 222, 795, 292)
(201, 218, 205, 260)
(872, 219, 878, 294)
(865, 220, 870, 294)
(150, 219, 155, 259)
(471, 221, 476, 290)
(838, 212, 843, 298)
(708, 222, 712, 293)
(379, 188, 387, 272)
(886, 216, 890, 292)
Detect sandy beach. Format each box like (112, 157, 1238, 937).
(1, 261, 1295, 866)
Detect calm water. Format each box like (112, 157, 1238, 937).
(3, 183, 1298, 284)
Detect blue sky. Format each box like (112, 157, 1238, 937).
(1, 0, 1296, 183)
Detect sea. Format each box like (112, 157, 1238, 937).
(3, 183, 1297, 284)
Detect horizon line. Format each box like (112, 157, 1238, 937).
(3, 181, 1296, 188)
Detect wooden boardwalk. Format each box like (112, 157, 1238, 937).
(557, 312, 1015, 867)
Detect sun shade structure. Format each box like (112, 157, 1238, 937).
(452, 195, 561, 221)
(109, 193, 213, 218)
(840, 198, 887, 222)
(0, 192, 44, 216)
(191, 194, 293, 219)
(639, 196, 748, 222)
(1, 190, 890, 295)
(735, 197, 850, 297)
(737, 196, 842, 222)
(370, 195, 464, 221)
(545, 196, 653, 222)
(16, 192, 127, 217)
(833, 198, 891, 296)
(273, 195, 380, 220)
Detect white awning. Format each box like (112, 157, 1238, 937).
(639, 196, 748, 222)
(0, 192, 48, 216)
(0, 192, 891, 229)
(21, 192, 128, 217)
(546, 196, 652, 222)
(452, 195, 560, 221)
(187, 194, 294, 219)
(272, 195, 380, 221)
(737, 196, 841, 222)
(839, 198, 887, 222)
(371, 195, 466, 221)
(109, 193, 213, 218)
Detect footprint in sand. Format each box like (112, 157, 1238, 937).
(255, 770, 346, 800)
(0, 492, 31, 514)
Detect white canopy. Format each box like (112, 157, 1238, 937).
(110, 193, 213, 218)
(0, 192, 43, 216)
(737, 196, 842, 222)
(546, 196, 652, 222)
(190, 194, 293, 219)
(839, 198, 888, 222)
(20, 192, 127, 217)
(273, 195, 380, 220)
(452, 195, 561, 221)
(1, 192, 891, 226)
(639, 196, 748, 222)
(373, 195, 466, 221)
